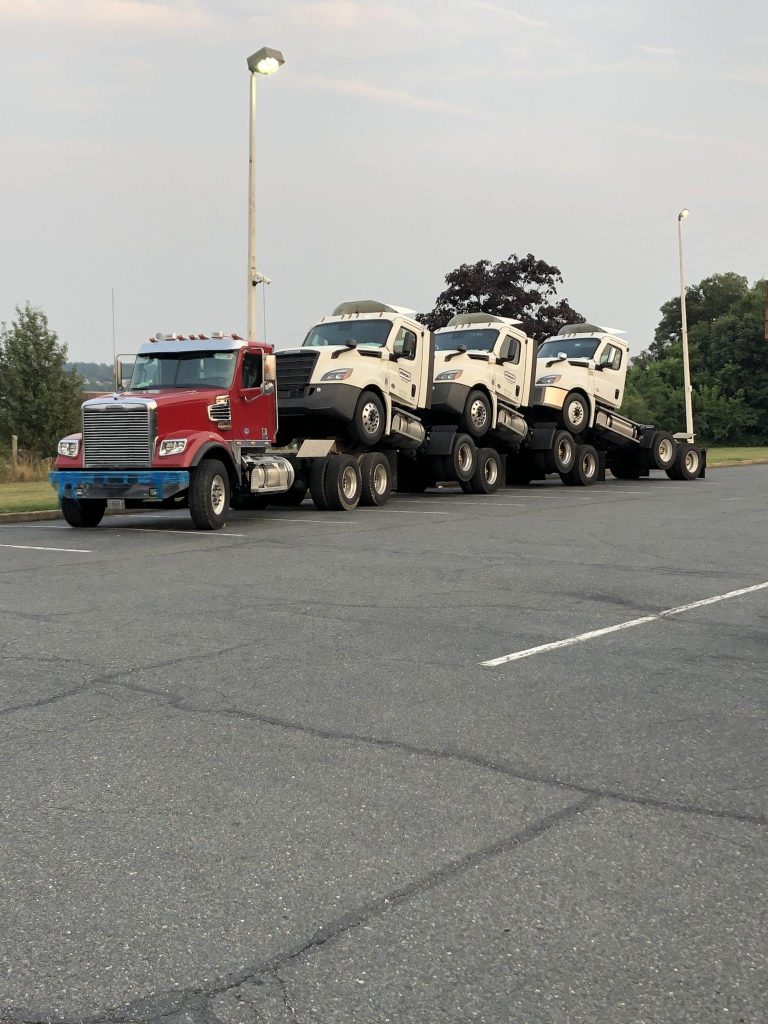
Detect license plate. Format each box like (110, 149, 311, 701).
(106, 499, 125, 510)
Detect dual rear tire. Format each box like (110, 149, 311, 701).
(560, 444, 599, 487)
(460, 447, 502, 494)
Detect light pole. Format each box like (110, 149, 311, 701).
(246, 46, 285, 341)
(677, 208, 694, 442)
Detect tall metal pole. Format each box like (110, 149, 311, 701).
(247, 71, 258, 342)
(678, 210, 694, 442)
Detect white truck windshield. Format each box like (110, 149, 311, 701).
(538, 338, 600, 360)
(303, 320, 392, 348)
(130, 351, 237, 390)
(434, 329, 499, 352)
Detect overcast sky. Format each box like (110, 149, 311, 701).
(1, 0, 766, 362)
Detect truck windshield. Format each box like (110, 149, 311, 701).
(303, 320, 393, 348)
(434, 329, 499, 352)
(538, 338, 600, 361)
(129, 351, 237, 390)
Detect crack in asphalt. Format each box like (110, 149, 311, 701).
(0, 795, 596, 1024)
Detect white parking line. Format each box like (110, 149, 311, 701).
(0, 543, 92, 554)
(482, 580, 768, 667)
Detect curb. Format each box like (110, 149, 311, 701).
(707, 459, 768, 468)
(0, 509, 61, 523)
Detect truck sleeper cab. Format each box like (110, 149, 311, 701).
(275, 300, 434, 450)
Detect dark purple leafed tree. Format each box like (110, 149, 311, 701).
(419, 253, 584, 341)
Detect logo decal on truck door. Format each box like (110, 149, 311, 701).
(399, 369, 412, 382)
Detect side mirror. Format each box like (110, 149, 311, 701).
(263, 353, 277, 383)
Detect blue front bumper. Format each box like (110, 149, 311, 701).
(50, 470, 190, 501)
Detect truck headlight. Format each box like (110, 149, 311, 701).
(158, 439, 188, 456)
(435, 369, 463, 381)
(57, 439, 80, 458)
(320, 369, 353, 381)
(536, 374, 562, 385)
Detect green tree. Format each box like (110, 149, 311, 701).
(419, 253, 584, 339)
(624, 276, 768, 445)
(0, 304, 83, 455)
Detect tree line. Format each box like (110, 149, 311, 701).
(2, 261, 766, 456)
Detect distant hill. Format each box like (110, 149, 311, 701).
(66, 362, 115, 389)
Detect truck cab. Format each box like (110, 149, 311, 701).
(431, 313, 536, 442)
(275, 300, 434, 448)
(533, 323, 629, 433)
(51, 333, 294, 529)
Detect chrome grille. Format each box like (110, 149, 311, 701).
(83, 404, 152, 468)
(208, 397, 231, 424)
(276, 351, 319, 399)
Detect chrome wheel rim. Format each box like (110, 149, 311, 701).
(341, 466, 358, 499)
(582, 454, 596, 478)
(684, 450, 699, 474)
(484, 458, 498, 485)
(457, 443, 473, 473)
(361, 402, 380, 435)
(470, 399, 488, 430)
(659, 438, 673, 463)
(570, 401, 585, 427)
(373, 463, 388, 494)
(557, 439, 571, 465)
(211, 474, 226, 515)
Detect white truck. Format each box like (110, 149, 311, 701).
(276, 300, 484, 496)
(532, 323, 704, 481)
(430, 317, 704, 485)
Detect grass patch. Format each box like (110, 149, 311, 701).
(0, 481, 59, 514)
(707, 447, 768, 465)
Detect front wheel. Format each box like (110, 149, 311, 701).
(460, 390, 492, 438)
(351, 390, 386, 447)
(61, 497, 106, 528)
(560, 391, 590, 433)
(189, 459, 230, 530)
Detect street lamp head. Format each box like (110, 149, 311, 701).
(678, 208, 690, 221)
(247, 46, 285, 75)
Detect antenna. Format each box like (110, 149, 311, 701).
(111, 287, 117, 363)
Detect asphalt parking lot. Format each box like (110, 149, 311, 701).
(1, 466, 766, 1024)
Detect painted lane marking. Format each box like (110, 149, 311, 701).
(355, 509, 452, 516)
(115, 528, 246, 537)
(482, 580, 768, 667)
(0, 543, 92, 554)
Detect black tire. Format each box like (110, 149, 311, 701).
(467, 448, 502, 494)
(667, 442, 702, 481)
(445, 433, 476, 483)
(560, 391, 590, 433)
(351, 390, 386, 447)
(359, 452, 391, 506)
(309, 458, 331, 510)
(551, 429, 576, 474)
(324, 454, 362, 511)
(648, 431, 676, 471)
(189, 459, 230, 529)
(562, 444, 599, 487)
(459, 389, 492, 438)
(60, 497, 106, 528)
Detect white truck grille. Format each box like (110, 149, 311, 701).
(83, 404, 153, 468)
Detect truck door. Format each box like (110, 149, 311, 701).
(493, 333, 523, 406)
(232, 350, 278, 443)
(387, 323, 421, 411)
(594, 342, 625, 408)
